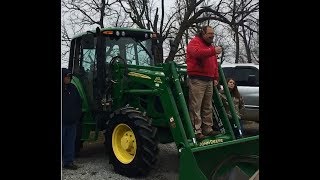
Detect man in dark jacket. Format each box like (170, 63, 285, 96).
(62, 68, 82, 170)
(186, 25, 222, 140)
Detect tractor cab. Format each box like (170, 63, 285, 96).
(68, 27, 160, 115)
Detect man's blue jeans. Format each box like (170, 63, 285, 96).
(62, 124, 76, 166)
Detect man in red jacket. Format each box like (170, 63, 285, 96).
(187, 25, 222, 140)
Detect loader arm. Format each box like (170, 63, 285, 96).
(111, 61, 259, 179)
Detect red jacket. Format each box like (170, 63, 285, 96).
(186, 36, 219, 80)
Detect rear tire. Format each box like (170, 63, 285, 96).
(106, 107, 158, 177)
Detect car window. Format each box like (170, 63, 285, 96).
(234, 67, 259, 86)
(222, 67, 234, 78)
(222, 66, 259, 86)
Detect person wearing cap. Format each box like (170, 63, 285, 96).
(62, 68, 82, 170)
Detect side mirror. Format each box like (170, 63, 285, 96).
(248, 75, 258, 86)
(81, 34, 95, 49)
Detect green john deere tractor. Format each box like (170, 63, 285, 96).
(66, 27, 259, 179)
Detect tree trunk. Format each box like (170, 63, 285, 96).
(242, 25, 252, 63)
(99, 0, 106, 28)
(234, 26, 240, 63)
(156, 40, 164, 64)
(165, 23, 188, 62)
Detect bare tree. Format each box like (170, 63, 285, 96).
(61, 22, 71, 66)
(61, 0, 124, 63)
(62, 0, 119, 28)
(165, 0, 258, 63)
(218, 0, 259, 63)
(242, 12, 259, 63)
(117, 0, 179, 64)
(61, 0, 259, 65)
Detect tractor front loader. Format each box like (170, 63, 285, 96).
(66, 27, 259, 179)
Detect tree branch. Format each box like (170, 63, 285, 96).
(160, 0, 165, 34)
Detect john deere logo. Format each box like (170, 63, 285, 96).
(154, 77, 162, 83)
(128, 72, 151, 79)
(199, 139, 224, 146)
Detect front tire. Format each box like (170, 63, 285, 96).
(106, 107, 158, 177)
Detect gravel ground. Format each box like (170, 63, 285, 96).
(62, 136, 179, 180)
(62, 127, 259, 180)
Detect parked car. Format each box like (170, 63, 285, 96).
(221, 63, 259, 122)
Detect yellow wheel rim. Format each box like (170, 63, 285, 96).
(112, 123, 137, 164)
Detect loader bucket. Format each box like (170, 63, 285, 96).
(179, 135, 259, 180)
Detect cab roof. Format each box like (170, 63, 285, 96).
(71, 27, 154, 40)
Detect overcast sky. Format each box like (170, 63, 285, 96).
(61, 0, 178, 68)
(61, 0, 259, 67)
